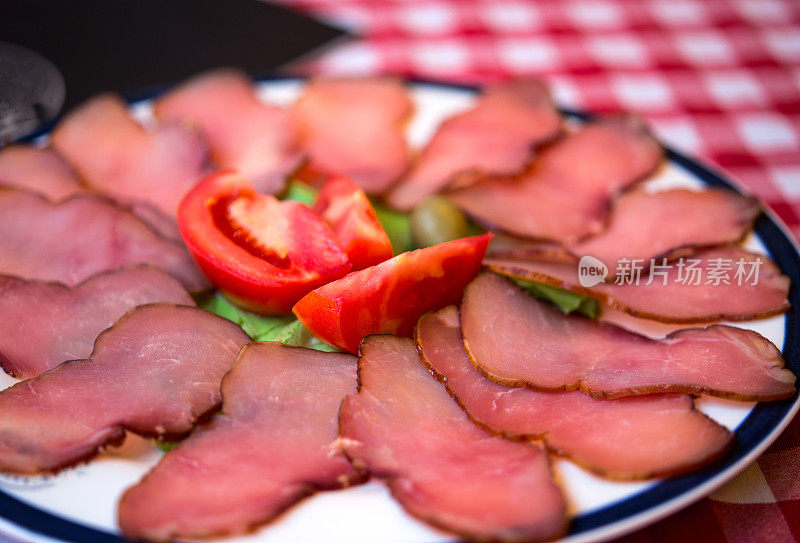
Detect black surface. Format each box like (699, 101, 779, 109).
(0, 0, 346, 111)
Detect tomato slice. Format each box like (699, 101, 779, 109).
(292, 233, 492, 352)
(313, 175, 393, 270)
(178, 170, 351, 314)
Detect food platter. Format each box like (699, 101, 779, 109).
(0, 76, 797, 543)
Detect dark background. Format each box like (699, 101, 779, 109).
(0, 0, 346, 109)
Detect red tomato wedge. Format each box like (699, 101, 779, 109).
(314, 175, 393, 270)
(293, 233, 492, 352)
(178, 170, 351, 314)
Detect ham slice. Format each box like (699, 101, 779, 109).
(485, 247, 790, 323)
(0, 188, 208, 291)
(571, 189, 760, 271)
(486, 233, 566, 260)
(0, 267, 194, 379)
(340, 335, 567, 542)
(0, 145, 83, 201)
(0, 141, 181, 241)
(417, 307, 733, 479)
(386, 79, 562, 210)
(292, 78, 412, 193)
(448, 117, 662, 243)
(118, 342, 362, 541)
(462, 273, 796, 401)
(127, 202, 183, 242)
(154, 69, 303, 194)
(51, 94, 208, 218)
(0, 304, 250, 474)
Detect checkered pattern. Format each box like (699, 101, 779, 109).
(276, 0, 800, 540)
(617, 415, 800, 543)
(279, 0, 800, 243)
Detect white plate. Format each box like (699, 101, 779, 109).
(1, 78, 798, 543)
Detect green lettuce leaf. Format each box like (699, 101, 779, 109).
(280, 179, 318, 206)
(372, 201, 414, 255)
(511, 278, 600, 319)
(255, 318, 340, 351)
(156, 440, 180, 453)
(196, 292, 340, 351)
(467, 219, 487, 237)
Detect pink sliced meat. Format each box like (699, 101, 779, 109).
(0, 266, 194, 379)
(127, 202, 183, 242)
(462, 273, 796, 401)
(0, 188, 208, 291)
(340, 335, 567, 542)
(486, 233, 567, 260)
(417, 307, 733, 479)
(448, 116, 662, 243)
(0, 145, 84, 201)
(485, 247, 790, 323)
(386, 79, 561, 210)
(0, 144, 180, 241)
(119, 342, 362, 541)
(0, 304, 250, 474)
(571, 189, 760, 271)
(292, 78, 412, 193)
(155, 69, 302, 194)
(51, 93, 208, 218)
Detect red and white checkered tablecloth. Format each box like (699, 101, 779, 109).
(276, 0, 800, 541)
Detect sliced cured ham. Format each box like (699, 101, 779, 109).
(0, 267, 194, 379)
(448, 116, 662, 243)
(0, 304, 250, 474)
(485, 247, 790, 323)
(292, 78, 412, 193)
(51, 93, 208, 218)
(486, 233, 566, 260)
(0, 189, 208, 291)
(128, 202, 183, 242)
(119, 343, 362, 541)
(462, 273, 796, 401)
(571, 189, 760, 270)
(386, 79, 561, 210)
(0, 143, 181, 241)
(0, 145, 83, 201)
(417, 307, 733, 479)
(340, 335, 567, 542)
(154, 69, 303, 194)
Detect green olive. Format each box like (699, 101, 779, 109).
(410, 196, 471, 248)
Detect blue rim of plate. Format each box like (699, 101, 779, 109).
(5, 75, 800, 543)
